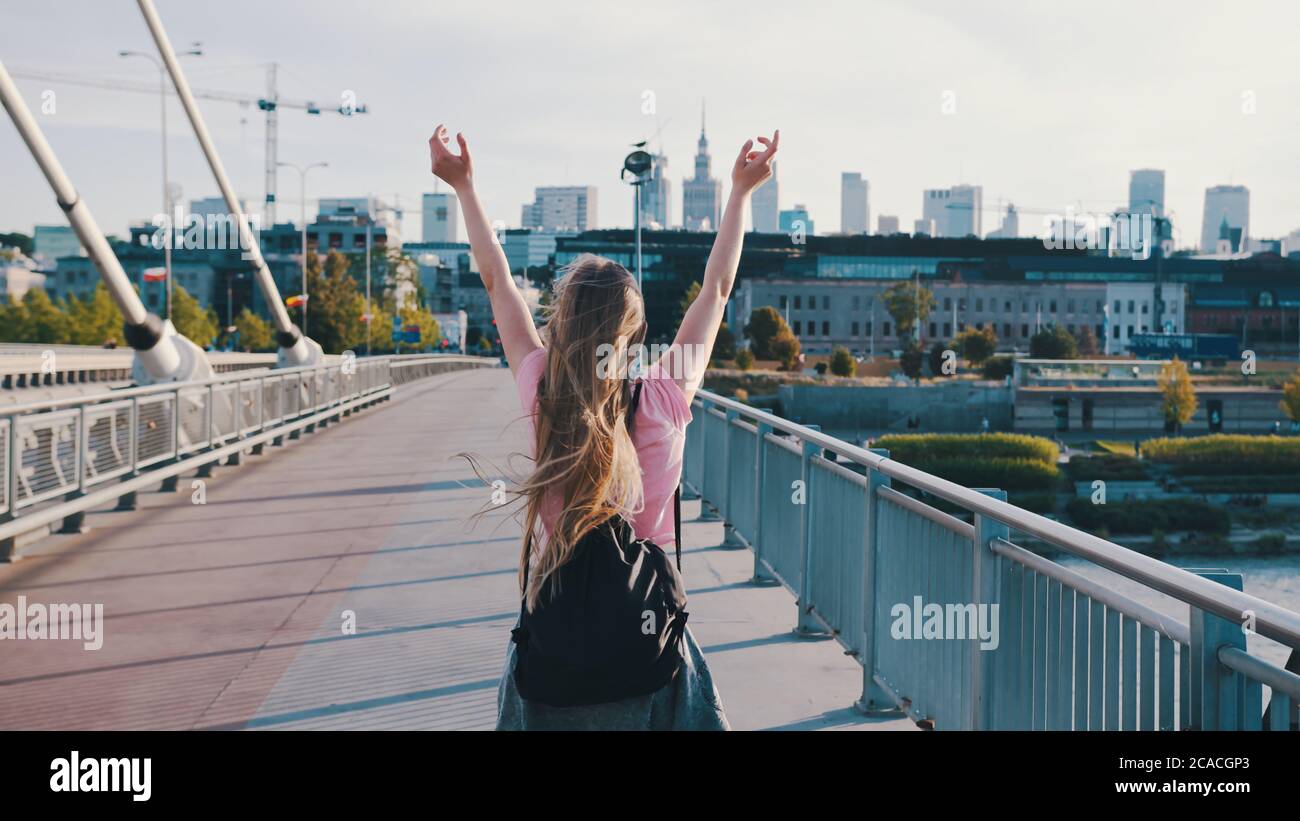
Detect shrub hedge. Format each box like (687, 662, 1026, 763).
(876, 433, 1060, 466)
(908, 457, 1061, 492)
(1066, 498, 1230, 536)
(1141, 435, 1300, 466)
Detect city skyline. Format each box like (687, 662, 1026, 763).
(2, 1, 1298, 247)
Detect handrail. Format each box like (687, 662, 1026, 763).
(0, 354, 489, 418)
(1217, 646, 1300, 700)
(693, 387, 1300, 650)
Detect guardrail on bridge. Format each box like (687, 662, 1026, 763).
(683, 389, 1300, 731)
(0, 353, 495, 559)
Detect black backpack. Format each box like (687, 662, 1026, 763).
(510, 380, 688, 707)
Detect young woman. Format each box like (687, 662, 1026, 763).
(429, 123, 778, 730)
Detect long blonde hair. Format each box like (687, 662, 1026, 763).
(519, 254, 646, 611)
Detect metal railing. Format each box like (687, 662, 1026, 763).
(0, 353, 493, 558)
(684, 388, 1300, 730)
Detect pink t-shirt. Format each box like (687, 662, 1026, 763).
(515, 346, 692, 548)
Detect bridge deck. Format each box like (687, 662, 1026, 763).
(0, 367, 913, 731)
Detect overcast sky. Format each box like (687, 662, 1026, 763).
(3, 0, 1298, 247)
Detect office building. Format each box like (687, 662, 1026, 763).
(779, 205, 814, 236)
(1128, 169, 1165, 217)
(521, 186, 597, 232)
(1201, 185, 1250, 254)
(422, 191, 460, 243)
(751, 160, 779, 232)
(877, 215, 900, 236)
(32, 225, 83, 263)
(840, 172, 869, 234)
(639, 153, 672, 229)
(922, 184, 982, 238)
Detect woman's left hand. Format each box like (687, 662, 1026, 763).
(730, 129, 779, 196)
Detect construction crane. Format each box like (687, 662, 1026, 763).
(8, 64, 368, 224)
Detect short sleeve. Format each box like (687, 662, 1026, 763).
(515, 347, 547, 416)
(642, 363, 694, 430)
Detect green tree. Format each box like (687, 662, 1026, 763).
(233, 308, 275, 351)
(306, 251, 367, 354)
(1282, 370, 1300, 423)
(0, 298, 31, 342)
(64, 283, 125, 346)
(678, 280, 701, 328)
(954, 325, 997, 364)
(18, 288, 70, 343)
(734, 348, 755, 371)
(769, 328, 801, 371)
(882, 279, 935, 343)
(744, 306, 792, 359)
(712, 322, 737, 361)
(829, 345, 856, 377)
(1029, 325, 1079, 359)
(395, 292, 441, 354)
(899, 339, 925, 381)
(171, 284, 220, 347)
(1158, 357, 1197, 433)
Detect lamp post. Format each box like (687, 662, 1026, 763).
(278, 160, 327, 331)
(622, 147, 654, 291)
(119, 42, 201, 322)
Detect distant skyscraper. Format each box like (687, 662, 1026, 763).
(877, 214, 900, 235)
(779, 204, 813, 236)
(1129, 169, 1165, 218)
(521, 186, 598, 232)
(682, 104, 722, 231)
(423, 191, 459, 243)
(921, 184, 982, 238)
(638, 153, 672, 229)
(913, 218, 936, 236)
(751, 160, 779, 233)
(840, 172, 869, 234)
(1200, 184, 1249, 253)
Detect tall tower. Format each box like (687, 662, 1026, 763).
(752, 160, 779, 232)
(682, 102, 722, 231)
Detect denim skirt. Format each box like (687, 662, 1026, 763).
(495, 625, 730, 731)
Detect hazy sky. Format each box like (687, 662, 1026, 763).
(3, 0, 1298, 247)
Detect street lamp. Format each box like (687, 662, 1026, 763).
(621, 147, 654, 291)
(120, 41, 201, 322)
(278, 160, 328, 331)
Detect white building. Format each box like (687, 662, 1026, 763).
(921, 184, 982, 238)
(682, 107, 722, 231)
(751, 160, 779, 233)
(0, 250, 46, 303)
(985, 204, 1019, 239)
(521, 186, 597, 232)
(840, 172, 869, 234)
(422, 191, 460, 243)
(877, 214, 900, 235)
(1200, 184, 1249, 254)
(1102, 282, 1185, 354)
(638, 153, 672, 230)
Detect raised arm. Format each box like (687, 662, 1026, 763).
(665, 130, 778, 404)
(429, 124, 542, 375)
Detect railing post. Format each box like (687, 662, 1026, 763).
(794, 437, 827, 637)
(697, 400, 719, 521)
(1188, 569, 1247, 730)
(857, 449, 900, 715)
(0, 415, 18, 561)
(970, 488, 1010, 730)
(115, 396, 139, 511)
(159, 386, 182, 491)
(58, 405, 89, 534)
(720, 408, 743, 548)
(751, 421, 775, 584)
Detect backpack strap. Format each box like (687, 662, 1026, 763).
(629, 379, 682, 573)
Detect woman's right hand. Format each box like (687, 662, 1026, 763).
(429, 123, 474, 190)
